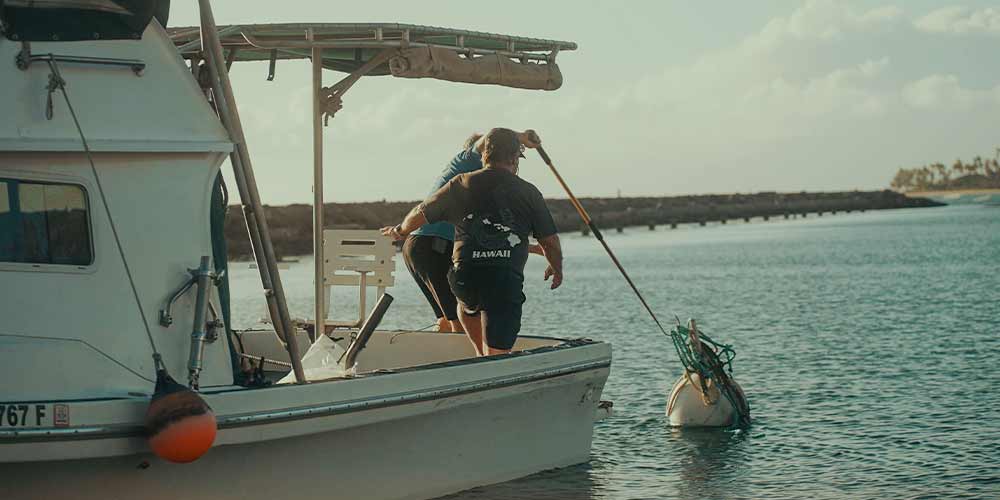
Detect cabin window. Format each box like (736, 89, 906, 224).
(0, 178, 93, 266)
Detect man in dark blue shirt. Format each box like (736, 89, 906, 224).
(402, 134, 484, 333)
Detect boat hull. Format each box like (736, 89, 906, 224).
(0, 357, 609, 500)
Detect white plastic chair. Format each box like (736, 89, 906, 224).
(323, 229, 396, 328)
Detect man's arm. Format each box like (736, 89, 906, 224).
(537, 234, 563, 290)
(380, 177, 458, 241)
(380, 205, 428, 241)
(474, 129, 541, 153)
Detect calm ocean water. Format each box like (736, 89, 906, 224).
(229, 204, 1000, 500)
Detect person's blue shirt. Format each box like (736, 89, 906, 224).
(412, 148, 483, 240)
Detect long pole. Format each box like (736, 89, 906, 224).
(311, 45, 325, 342)
(535, 146, 670, 336)
(198, 0, 305, 382)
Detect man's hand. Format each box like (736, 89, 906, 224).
(380, 224, 404, 242)
(544, 265, 563, 289)
(519, 129, 541, 149)
(537, 234, 563, 290)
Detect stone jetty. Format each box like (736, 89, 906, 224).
(224, 190, 943, 259)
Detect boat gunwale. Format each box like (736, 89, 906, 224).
(0, 338, 610, 444)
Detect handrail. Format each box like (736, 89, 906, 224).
(158, 275, 196, 327)
(16, 46, 145, 76)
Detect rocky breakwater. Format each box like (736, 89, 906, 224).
(224, 190, 943, 259)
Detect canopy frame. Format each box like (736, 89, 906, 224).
(170, 22, 575, 75)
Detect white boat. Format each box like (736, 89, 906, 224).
(0, 3, 611, 500)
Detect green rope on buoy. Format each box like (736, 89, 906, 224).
(668, 322, 751, 428)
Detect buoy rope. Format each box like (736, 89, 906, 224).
(534, 146, 750, 427)
(44, 59, 165, 373)
(669, 322, 750, 428)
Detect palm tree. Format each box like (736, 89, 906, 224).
(891, 168, 913, 191)
(890, 169, 903, 190)
(914, 169, 929, 190)
(952, 159, 965, 179)
(964, 162, 973, 176)
(934, 162, 950, 187)
(972, 156, 985, 176)
(903, 169, 916, 190)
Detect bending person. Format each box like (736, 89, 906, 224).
(383, 128, 563, 356)
(402, 134, 484, 333)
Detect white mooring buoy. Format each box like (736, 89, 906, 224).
(666, 371, 746, 427)
(666, 319, 750, 428)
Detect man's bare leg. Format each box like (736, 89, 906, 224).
(457, 305, 484, 356)
(479, 316, 492, 355)
(436, 317, 464, 333)
(436, 317, 451, 332)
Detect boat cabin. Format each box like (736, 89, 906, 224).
(1, 5, 610, 498)
(1, 14, 235, 400)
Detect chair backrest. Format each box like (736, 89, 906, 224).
(323, 229, 396, 287)
(322, 229, 396, 326)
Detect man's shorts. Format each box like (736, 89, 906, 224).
(447, 265, 526, 350)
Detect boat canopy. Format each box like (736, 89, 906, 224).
(167, 23, 575, 90)
(1, 0, 171, 41)
(169, 17, 579, 363)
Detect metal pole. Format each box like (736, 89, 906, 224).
(198, 0, 305, 383)
(311, 46, 326, 343)
(187, 256, 213, 390)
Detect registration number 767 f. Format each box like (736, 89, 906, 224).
(0, 404, 51, 427)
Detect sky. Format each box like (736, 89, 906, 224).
(169, 1, 1000, 204)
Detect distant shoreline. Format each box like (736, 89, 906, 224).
(905, 188, 1000, 197)
(223, 190, 943, 260)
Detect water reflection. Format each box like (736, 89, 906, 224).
(440, 425, 753, 500)
(441, 462, 603, 500)
(669, 426, 751, 500)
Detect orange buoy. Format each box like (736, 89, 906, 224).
(144, 370, 217, 463)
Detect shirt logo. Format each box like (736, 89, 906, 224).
(472, 250, 511, 259)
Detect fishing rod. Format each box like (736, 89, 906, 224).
(535, 146, 670, 336)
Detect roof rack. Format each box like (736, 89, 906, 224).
(168, 22, 576, 75)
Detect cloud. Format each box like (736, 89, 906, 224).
(745, 57, 892, 119)
(222, 1, 1000, 202)
(748, 1, 903, 51)
(575, 1, 1000, 195)
(914, 6, 1000, 35)
(901, 74, 1000, 110)
(611, 1, 904, 142)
